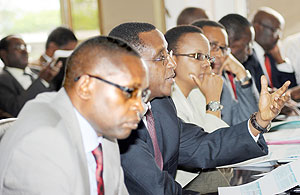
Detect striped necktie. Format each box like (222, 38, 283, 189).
(92, 143, 104, 195)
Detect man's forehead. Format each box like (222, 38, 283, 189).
(138, 29, 168, 54)
(203, 26, 227, 43)
(7, 36, 23, 43)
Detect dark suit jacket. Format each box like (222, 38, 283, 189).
(243, 50, 297, 92)
(267, 53, 297, 89)
(0, 68, 51, 117)
(119, 97, 268, 195)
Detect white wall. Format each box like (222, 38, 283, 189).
(164, 0, 247, 30)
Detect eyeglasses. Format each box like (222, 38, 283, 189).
(13, 44, 31, 53)
(173, 52, 215, 63)
(74, 74, 151, 103)
(258, 22, 282, 38)
(144, 50, 173, 66)
(209, 42, 231, 56)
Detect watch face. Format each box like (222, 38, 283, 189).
(207, 101, 223, 111)
(210, 101, 220, 111)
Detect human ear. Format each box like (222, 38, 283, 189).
(74, 75, 93, 100)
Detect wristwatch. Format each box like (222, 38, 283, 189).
(250, 112, 271, 133)
(206, 101, 223, 112)
(238, 70, 252, 85)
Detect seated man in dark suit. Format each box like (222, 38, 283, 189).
(109, 22, 290, 194)
(244, 7, 297, 91)
(0, 36, 148, 194)
(0, 35, 62, 117)
(218, 14, 260, 92)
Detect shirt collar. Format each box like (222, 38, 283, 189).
(5, 66, 24, 78)
(253, 41, 265, 58)
(74, 108, 102, 153)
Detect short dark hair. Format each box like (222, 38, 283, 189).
(219, 14, 251, 42)
(46, 27, 77, 49)
(192, 19, 225, 29)
(64, 36, 140, 89)
(0, 35, 15, 51)
(165, 25, 203, 53)
(177, 7, 209, 26)
(109, 22, 156, 52)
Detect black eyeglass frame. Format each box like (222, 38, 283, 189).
(74, 74, 151, 103)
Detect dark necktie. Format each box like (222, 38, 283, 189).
(264, 54, 273, 88)
(23, 71, 34, 82)
(226, 71, 237, 100)
(92, 143, 104, 195)
(146, 109, 163, 170)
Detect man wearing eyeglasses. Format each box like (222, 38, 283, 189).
(192, 20, 259, 126)
(0, 35, 62, 117)
(0, 36, 149, 194)
(109, 22, 290, 195)
(245, 7, 297, 91)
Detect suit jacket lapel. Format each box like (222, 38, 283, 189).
(3, 68, 25, 91)
(51, 89, 90, 194)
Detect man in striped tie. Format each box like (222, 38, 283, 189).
(0, 36, 149, 195)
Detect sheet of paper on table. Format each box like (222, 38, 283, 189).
(218, 158, 300, 195)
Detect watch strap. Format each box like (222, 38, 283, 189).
(250, 112, 271, 133)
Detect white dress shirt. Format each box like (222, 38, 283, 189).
(5, 66, 50, 89)
(171, 83, 229, 133)
(74, 108, 102, 195)
(282, 33, 300, 85)
(253, 41, 294, 85)
(5, 67, 33, 90)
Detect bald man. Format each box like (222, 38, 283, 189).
(177, 7, 209, 26)
(244, 7, 297, 90)
(0, 36, 149, 195)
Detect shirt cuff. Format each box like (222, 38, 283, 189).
(248, 119, 259, 142)
(41, 79, 50, 88)
(277, 58, 294, 73)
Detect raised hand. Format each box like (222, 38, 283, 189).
(219, 54, 249, 83)
(249, 75, 290, 136)
(258, 75, 290, 121)
(190, 72, 223, 117)
(39, 60, 62, 83)
(189, 73, 223, 103)
(268, 44, 285, 64)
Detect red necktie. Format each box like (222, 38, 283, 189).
(92, 144, 104, 195)
(227, 71, 237, 100)
(264, 54, 273, 88)
(146, 109, 163, 170)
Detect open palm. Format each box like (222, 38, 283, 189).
(258, 75, 290, 121)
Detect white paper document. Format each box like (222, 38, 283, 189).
(218, 159, 300, 195)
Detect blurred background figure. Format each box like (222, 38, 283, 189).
(0, 35, 61, 117)
(244, 7, 297, 91)
(31, 27, 78, 91)
(176, 7, 209, 26)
